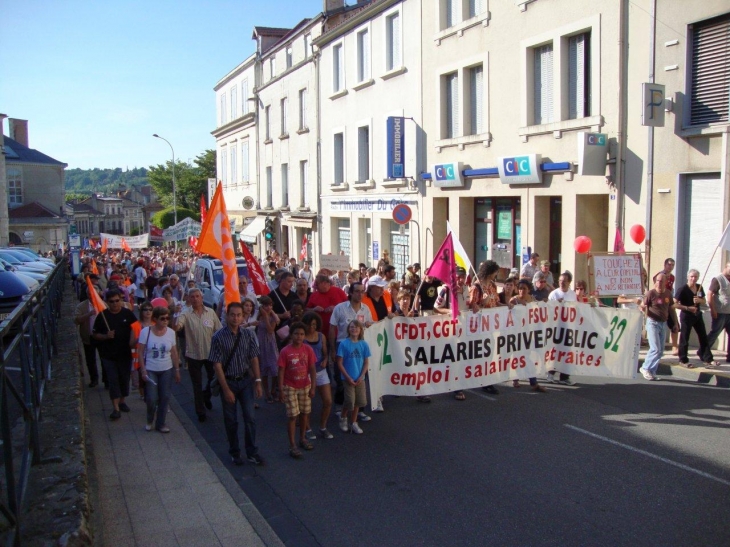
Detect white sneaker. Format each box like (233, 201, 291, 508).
(546, 372, 557, 383)
(339, 416, 349, 432)
(350, 422, 363, 435)
(372, 398, 385, 413)
(358, 411, 372, 422)
(640, 369, 654, 381)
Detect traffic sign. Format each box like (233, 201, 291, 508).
(392, 203, 412, 225)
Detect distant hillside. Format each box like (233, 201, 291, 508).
(65, 167, 149, 196)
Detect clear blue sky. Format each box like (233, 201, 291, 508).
(0, 0, 321, 170)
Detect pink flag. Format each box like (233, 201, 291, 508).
(425, 233, 459, 318)
(613, 228, 625, 254)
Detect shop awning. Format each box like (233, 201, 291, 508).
(281, 216, 317, 230)
(239, 216, 266, 243)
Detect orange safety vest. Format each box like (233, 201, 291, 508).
(362, 292, 393, 322)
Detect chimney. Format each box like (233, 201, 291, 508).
(9, 119, 28, 147)
(324, 0, 345, 13)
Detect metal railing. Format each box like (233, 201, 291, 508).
(0, 260, 65, 546)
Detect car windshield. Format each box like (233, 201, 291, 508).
(212, 265, 249, 287)
(3, 250, 37, 263)
(10, 250, 40, 261)
(0, 252, 22, 265)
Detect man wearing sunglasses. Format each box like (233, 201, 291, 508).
(92, 289, 139, 421)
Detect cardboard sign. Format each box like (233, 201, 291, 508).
(319, 254, 351, 272)
(589, 253, 644, 297)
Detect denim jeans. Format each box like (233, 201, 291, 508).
(221, 376, 258, 458)
(643, 318, 667, 375)
(702, 313, 730, 362)
(145, 368, 174, 429)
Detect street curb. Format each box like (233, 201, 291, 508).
(638, 350, 730, 387)
(167, 395, 285, 547)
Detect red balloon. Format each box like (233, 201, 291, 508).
(573, 236, 592, 254)
(629, 224, 646, 245)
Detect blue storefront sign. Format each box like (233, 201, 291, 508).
(386, 116, 405, 179)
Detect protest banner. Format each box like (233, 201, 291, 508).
(365, 302, 642, 402)
(589, 253, 644, 297)
(98, 232, 149, 249)
(163, 217, 202, 242)
(320, 254, 351, 272)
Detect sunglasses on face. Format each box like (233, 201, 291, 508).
(158, 317, 170, 321)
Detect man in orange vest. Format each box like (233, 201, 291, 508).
(362, 275, 394, 322)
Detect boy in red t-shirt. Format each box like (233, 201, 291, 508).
(278, 322, 317, 459)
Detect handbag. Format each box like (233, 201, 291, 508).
(210, 330, 243, 397)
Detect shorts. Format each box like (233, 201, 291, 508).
(283, 385, 311, 418)
(315, 368, 330, 387)
(343, 381, 367, 411)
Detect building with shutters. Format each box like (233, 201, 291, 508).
(315, 0, 423, 279)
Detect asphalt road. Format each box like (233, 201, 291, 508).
(173, 371, 730, 547)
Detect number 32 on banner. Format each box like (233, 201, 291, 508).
(604, 316, 627, 353)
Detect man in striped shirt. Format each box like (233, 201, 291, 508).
(210, 301, 264, 466)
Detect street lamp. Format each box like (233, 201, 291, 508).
(152, 134, 177, 226)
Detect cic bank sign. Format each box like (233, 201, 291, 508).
(430, 162, 464, 187)
(497, 154, 542, 184)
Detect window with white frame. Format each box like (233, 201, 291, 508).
(334, 132, 345, 185)
(266, 166, 273, 207)
(333, 43, 344, 92)
(444, 0, 457, 29)
(468, 0, 484, 18)
(242, 79, 249, 115)
(444, 72, 459, 138)
(270, 57, 276, 79)
(241, 140, 250, 182)
(299, 88, 307, 129)
(386, 11, 401, 71)
(286, 47, 293, 69)
(304, 34, 311, 58)
(468, 64, 484, 135)
(230, 144, 237, 184)
(358, 125, 370, 182)
(220, 92, 227, 126)
(7, 168, 22, 207)
(220, 148, 228, 185)
(357, 28, 370, 82)
(265, 105, 271, 140)
(337, 219, 351, 256)
(568, 32, 591, 119)
(281, 164, 289, 207)
(300, 160, 309, 208)
(689, 14, 730, 125)
(230, 85, 237, 120)
(533, 43, 554, 125)
(280, 97, 288, 136)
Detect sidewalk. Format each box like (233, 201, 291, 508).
(638, 345, 730, 387)
(86, 381, 284, 547)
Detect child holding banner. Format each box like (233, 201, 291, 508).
(336, 320, 371, 435)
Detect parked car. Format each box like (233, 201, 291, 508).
(0, 271, 31, 323)
(192, 257, 251, 311)
(2, 248, 55, 266)
(0, 251, 52, 273)
(0, 258, 48, 281)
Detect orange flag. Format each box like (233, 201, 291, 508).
(90, 260, 99, 275)
(121, 238, 131, 252)
(86, 276, 107, 314)
(101, 238, 108, 254)
(196, 182, 239, 307)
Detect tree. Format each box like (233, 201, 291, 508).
(147, 149, 215, 212)
(151, 206, 198, 229)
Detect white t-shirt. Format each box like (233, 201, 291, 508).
(139, 327, 176, 372)
(548, 288, 577, 302)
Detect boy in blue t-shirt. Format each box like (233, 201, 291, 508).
(336, 320, 371, 435)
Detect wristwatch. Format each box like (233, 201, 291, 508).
(254, 378, 262, 383)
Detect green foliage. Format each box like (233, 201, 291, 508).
(65, 167, 148, 194)
(130, 227, 140, 236)
(147, 149, 215, 211)
(150, 207, 198, 229)
(65, 192, 91, 203)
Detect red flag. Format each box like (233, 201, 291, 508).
(200, 194, 207, 225)
(613, 228, 625, 254)
(300, 234, 308, 261)
(425, 233, 459, 318)
(240, 240, 270, 296)
(189, 236, 198, 248)
(86, 276, 107, 314)
(196, 183, 239, 307)
(121, 238, 131, 252)
(89, 239, 98, 250)
(101, 238, 108, 254)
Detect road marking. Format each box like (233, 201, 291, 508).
(468, 390, 497, 401)
(564, 424, 730, 487)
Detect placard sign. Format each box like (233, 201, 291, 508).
(319, 254, 351, 272)
(589, 253, 644, 297)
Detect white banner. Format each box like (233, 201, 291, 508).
(163, 217, 201, 242)
(591, 253, 644, 297)
(365, 302, 642, 402)
(320, 254, 351, 272)
(99, 232, 149, 249)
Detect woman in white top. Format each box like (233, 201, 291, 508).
(139, 306, 181, 433)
